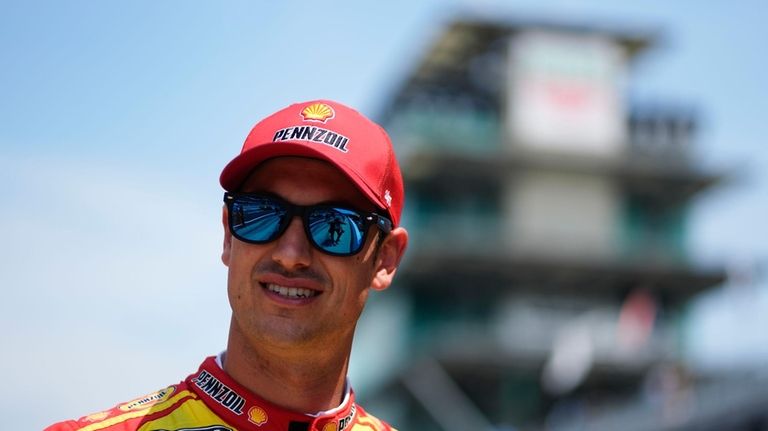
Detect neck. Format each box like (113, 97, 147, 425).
(223, 318, 353, 414)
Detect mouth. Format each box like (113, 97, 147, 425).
(263, 283, 320, 299)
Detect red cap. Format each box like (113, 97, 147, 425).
(220, 100, 404, 226)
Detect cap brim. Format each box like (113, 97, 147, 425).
(220, 141, 387, 212)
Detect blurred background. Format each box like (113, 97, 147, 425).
(2, 1, 767, 430)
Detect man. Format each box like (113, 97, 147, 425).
(47, 100, 409, 431)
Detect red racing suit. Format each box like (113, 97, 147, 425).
(46, 355, 396, 431)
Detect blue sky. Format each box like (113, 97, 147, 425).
(2, 1, 767, 429)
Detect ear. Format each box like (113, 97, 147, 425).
(221, 205, 232, 267)
(371, 227, 409, 291)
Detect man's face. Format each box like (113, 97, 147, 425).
(221, 157, 402, 352)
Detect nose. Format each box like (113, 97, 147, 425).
(271, 216, 312, 269)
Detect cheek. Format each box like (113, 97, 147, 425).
(333, 259, 376, 301)
(226, 243, 261, 298)
(229, 240, 261, 268)
(226, 263, 246, 305)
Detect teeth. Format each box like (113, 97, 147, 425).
(266, 284, 317, 299)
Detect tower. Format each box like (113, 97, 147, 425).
(368, 16, 728, 430)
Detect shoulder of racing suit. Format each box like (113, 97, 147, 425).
(45, 356, 397, 431)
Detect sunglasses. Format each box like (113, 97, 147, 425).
(224, 192, 393, 256)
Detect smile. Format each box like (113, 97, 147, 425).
(265, 283, 318, 299)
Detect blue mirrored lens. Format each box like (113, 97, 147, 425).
(308, 207, 366, 255)
(231, 197, 287, 242)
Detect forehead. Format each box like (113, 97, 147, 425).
(240, 157, 374, 210)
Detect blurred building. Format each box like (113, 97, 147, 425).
(360, 16, 768, 431)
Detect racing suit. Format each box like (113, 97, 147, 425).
(45, 355, 396, 431)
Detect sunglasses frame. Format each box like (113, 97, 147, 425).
(223, 192, 393, 257)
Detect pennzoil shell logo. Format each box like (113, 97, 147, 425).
(301, 103, 335, 123)
(118, 385, 176, 411)
(248, 406, 268, 426)
(322, 422, 338, 431)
